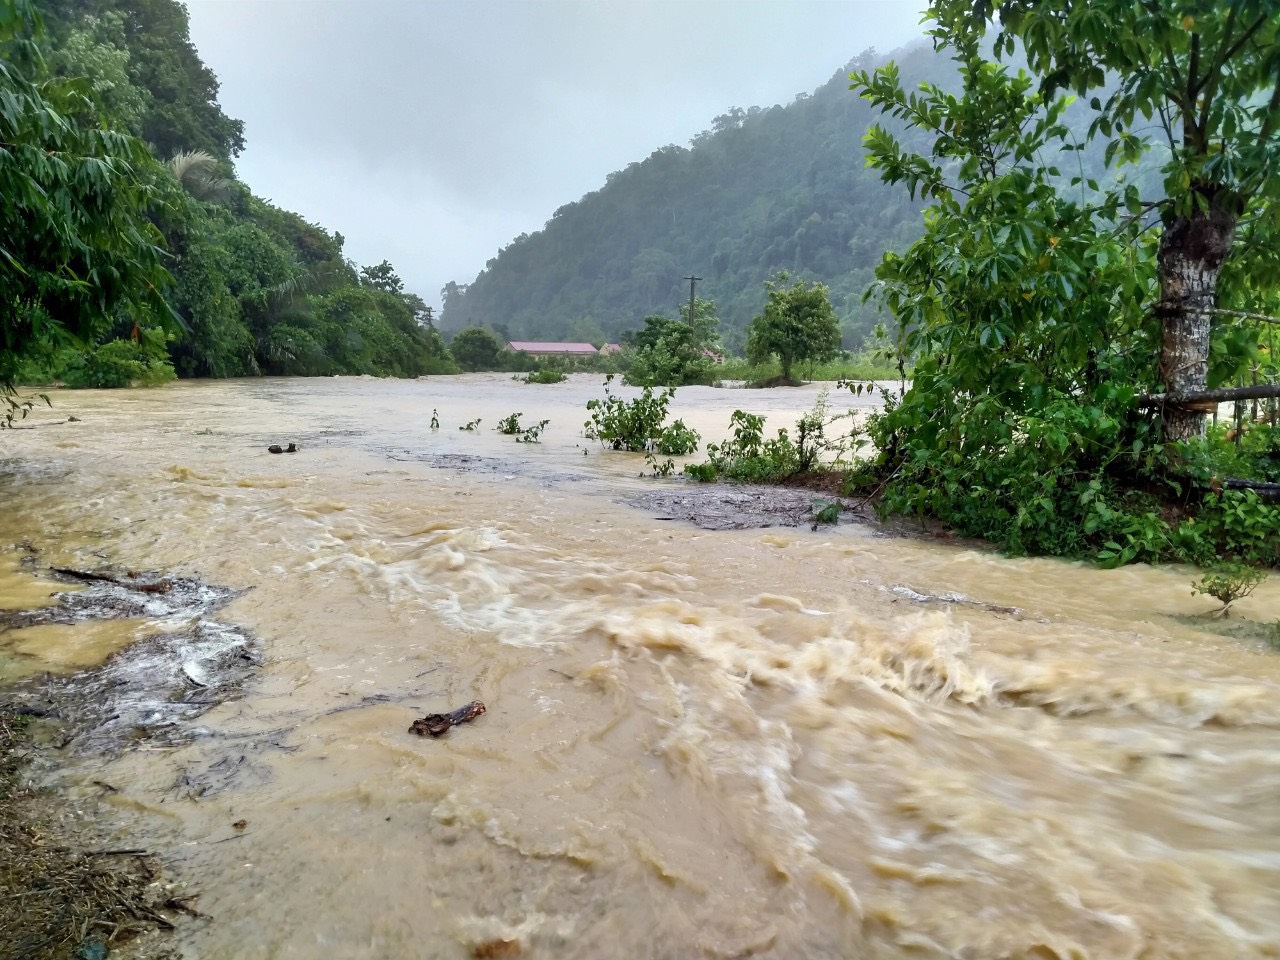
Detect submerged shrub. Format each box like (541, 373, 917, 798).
(583, 375, 701, 455)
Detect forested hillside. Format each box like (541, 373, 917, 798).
(7, 0, 451, 387)
(438, 44, 960, 351)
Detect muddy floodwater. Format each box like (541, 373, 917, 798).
(2, 373, 1279, 960)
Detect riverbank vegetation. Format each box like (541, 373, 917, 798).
(842, 0, 1280, 569)
(713, 353, 901, 387)
(672, 2, 1280, 572)
(2, 0, 453, 396)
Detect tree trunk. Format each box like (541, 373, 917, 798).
(1155, 196, 1238, 441)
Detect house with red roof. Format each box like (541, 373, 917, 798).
(507, 341, 600, 358)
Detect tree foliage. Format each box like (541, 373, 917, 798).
(933, 0, 1280, 440)
(44, 0, 247, 161)
(745, 274, 841, 383)
(0, 0, 173, 389)
(449, 327, 505, 372)
(4, 0, 455, 387)
(850, 1, 1280, 566)
(623, 298, 721, 386)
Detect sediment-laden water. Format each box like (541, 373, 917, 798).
(2, 374, 1278, 959)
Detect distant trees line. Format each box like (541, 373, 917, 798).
(443, 275, 874, 388)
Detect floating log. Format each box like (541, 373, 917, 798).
(49, 567, 172, 593)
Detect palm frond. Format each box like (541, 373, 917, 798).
(166, 150, 233, 201)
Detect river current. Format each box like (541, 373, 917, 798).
(2, 374, 1278, 959)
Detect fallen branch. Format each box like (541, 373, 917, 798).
(889, 585, 1023, 616)
(409, 700, 486, 737)
(1138, 383, 1280, 408)
(49, 566, 172, 593)
(1215, 478, 1280, 501)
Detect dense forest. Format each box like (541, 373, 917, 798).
(5, 0, 453, 388)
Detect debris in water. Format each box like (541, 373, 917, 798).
(48, 566, 171, 593)
(409, 700, 486, 737)
(471, 939, 521, 959)
(888, 584, 1024, 617)
(1, 710, 186, 957)
(3, 561, 256, 753)
(267, 442, 298, 454)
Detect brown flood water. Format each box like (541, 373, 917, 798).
(2, 374, 1279, 960)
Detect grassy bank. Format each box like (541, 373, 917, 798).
(713, 352, 903, 385)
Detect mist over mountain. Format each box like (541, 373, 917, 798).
(439, 42, 959, 352)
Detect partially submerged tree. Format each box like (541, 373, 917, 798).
(746, 274, 841, 384)
(623, 298, 722, 386)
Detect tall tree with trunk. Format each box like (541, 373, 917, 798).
(746, 274, 840, 384)
(933, 0, 1280, 440)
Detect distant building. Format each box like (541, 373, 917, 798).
(507, 341, 599, 358)
(599, 343, 622, 355)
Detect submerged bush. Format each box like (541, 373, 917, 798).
(583, 375, 701, 455)
(687, 390, 866, 483)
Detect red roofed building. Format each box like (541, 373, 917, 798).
(507, 341, 599, 358)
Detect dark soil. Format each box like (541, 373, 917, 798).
(626, 481, 876, 532)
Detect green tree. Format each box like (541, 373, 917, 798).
(849, 2, 1280, 566)
(745, 274, 840, 383)
(929, 0, 1280, 441)
(623, 298, 721, 386)
(110, 0, 244, 160)
(44, 10, 147, 135)
(360, 259, 403, 295)
(1, 0, 173, 391)
(450, 327, 504, 371)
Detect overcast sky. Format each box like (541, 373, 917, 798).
(185, 1, 926, 309)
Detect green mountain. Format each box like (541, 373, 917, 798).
(439, 44, 964, 352)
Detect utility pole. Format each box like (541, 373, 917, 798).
(684, 275, 702, 327)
